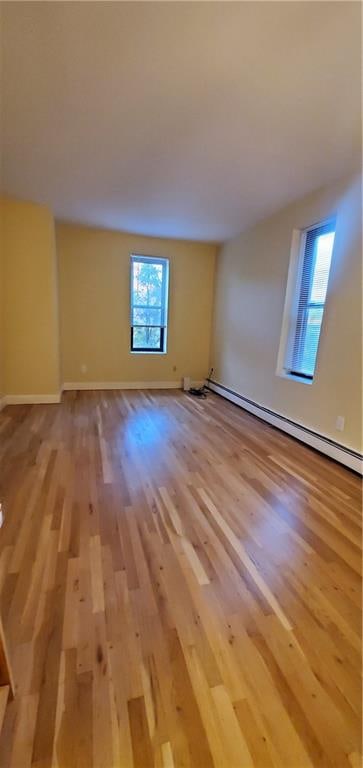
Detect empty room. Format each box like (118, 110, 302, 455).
(0, 1, 361, 766)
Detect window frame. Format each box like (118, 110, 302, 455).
(277, 217, 336, 384)
(129, 254, 169, 354)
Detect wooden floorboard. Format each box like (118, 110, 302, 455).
(0, 685, 9, 737)
(0, 389, 361, 767)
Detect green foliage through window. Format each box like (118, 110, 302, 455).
(130, 256, 169, 352)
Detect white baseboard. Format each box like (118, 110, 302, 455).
(208, 380, 362, 475)
(63, 381, 182, 391)
(3, 393, 61, 405)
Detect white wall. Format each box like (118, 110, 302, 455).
(211, 172, 362, 453)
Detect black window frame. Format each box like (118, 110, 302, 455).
(130, 255, 169, 353)
(286, 219, 335, 381)
(130, 325, 165, 353)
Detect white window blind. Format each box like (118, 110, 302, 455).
(286, 220, 335, 380)
(130, 255, 169, 352)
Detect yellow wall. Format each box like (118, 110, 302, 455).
(211, 172, 362, 453)
(0, 197, 60, 396)
(57, 223, 216, 385)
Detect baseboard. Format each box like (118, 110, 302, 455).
(208, 379, 363, 475)
(3, 393, 61, 405)
(63, 381, 182, 391)
(0, 397, 5, 412)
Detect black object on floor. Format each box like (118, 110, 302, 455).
(188, 367, 213, 399)
(189, 387, 207, 398)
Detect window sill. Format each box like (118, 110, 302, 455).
(277, 370, 313, 386)
(130, 350, 168, 356)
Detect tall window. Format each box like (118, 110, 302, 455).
(130, 255, 169, 352)
(285, 219, 335, 380)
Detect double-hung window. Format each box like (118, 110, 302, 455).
(130, 255, 169, 353)
(283, 219, 335, 381)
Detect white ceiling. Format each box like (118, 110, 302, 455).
(1, 2, 361, 242)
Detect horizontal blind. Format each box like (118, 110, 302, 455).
(287, 220, 335, 378)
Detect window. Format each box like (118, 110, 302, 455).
(284, 219, 335, 381)
(130, 255, 169, 352)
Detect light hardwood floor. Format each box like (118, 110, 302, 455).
(0, 389, 361, 767)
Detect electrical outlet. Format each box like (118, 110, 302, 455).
(81, 363, 87, 374)
(336, 415, 345, 432)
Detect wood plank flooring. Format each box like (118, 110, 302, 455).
(0, 389, 361, 767)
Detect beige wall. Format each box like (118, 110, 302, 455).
(0, 197, 60, 396)
(57, 223, 216, 385)
(211, 172, 362, 453)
